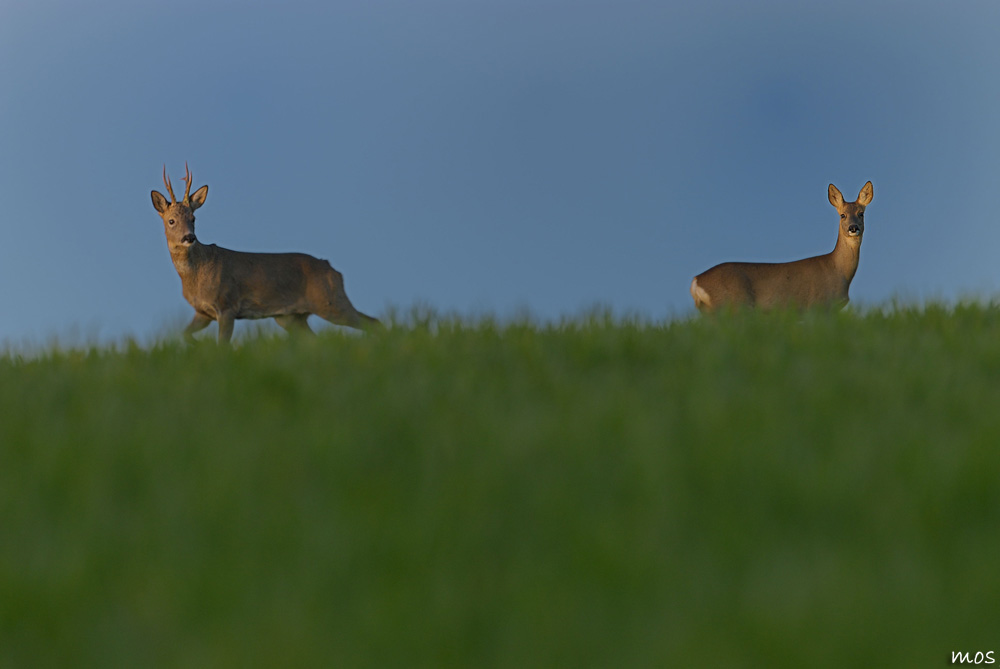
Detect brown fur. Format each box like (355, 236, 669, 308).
(151, 166, 379, 343)
(691, 182, 873, 312)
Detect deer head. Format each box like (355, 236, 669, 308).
(828, 181, 873, 249)
(151, 163, 209, 252)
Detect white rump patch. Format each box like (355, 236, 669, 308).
(690, 277, 711, 309)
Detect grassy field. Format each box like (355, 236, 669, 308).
(2, 304, 999, 667)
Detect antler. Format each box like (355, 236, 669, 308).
(162, 165, 177, 203)
(181, 161, 193, 203)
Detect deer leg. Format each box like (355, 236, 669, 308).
(183, 313, 213, 344)
(316, 303, 382, 332)
(315, 286, 381, 332)
(217, 312, 235, 344)
(312, 267, 381, 332)
(274, 314, 315, 335)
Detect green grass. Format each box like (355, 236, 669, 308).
(2, 304, 999, 667)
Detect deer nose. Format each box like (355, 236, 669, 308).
(848, 224, 860, 235)
(181, 233, 197, 244)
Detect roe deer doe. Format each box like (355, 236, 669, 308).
(691, 181, 873, 312)
(151, 164, 380, 343)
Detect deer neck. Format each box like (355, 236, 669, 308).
(169, 241, 213, 278)
(829, 234, 861, 283)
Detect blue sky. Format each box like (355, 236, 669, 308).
(2, 0, 999, 342)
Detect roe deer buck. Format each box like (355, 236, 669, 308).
(151, 164, 380, 343)
(690, 181, 873, 312)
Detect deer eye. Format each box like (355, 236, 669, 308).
(859, 212, 864, 218)
(840, 214, 846, 219)
(168, 219, 175, 226)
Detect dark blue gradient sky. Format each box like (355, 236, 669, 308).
(2, 1, 999, 341)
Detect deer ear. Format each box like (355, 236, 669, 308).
(151, 190, 169, 213)
(857, 181, 873, 206)
(189, 185, 209, 210)
(828, 184, 844, 208)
